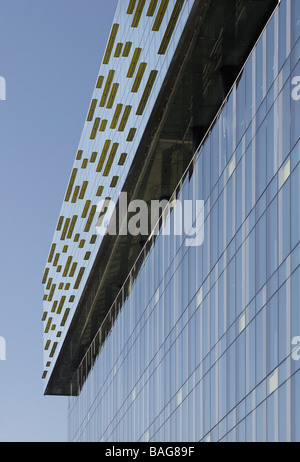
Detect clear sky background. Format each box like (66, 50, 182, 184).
(0, 0, 118, 442)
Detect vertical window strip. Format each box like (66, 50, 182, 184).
(48, 244, 56, 264)
(114, 42, 123, 57)
(158, 0, 184, 54)
(96, 76, 104, 89)
(84, 205, 97, 232)
(103, 143, 119, 176)
(65, 168, 78, 202)
(90, 152, 97, 163)
(69, 262, 78, 278)
(106, 83, 119, 109)
(56, 216, 64, 231)
(122, 41, 132, 57)
(118, 153, 128, 165)
(147, 0, 158, 16)
(136, 70, 158, 115)
(100, 70, 115, 107)
(127, 0, 137, 14)
(131, 0, 146, 27)
(76, 150, 83, 160)
(67, 215, 78, 239)
(60, 218, 70, 240)
(127, 127, 137, 141)
(74, 267, 85, 289)
(87, 99, 97, 121)
(102, 24, 119, 64)
(99, 120, 108, 132)
(127, 48, 142, 77)
(110, 103, 123, 129)
(42, 268, 49, 284)
(152, 0, 169, 31)
(131, 63, 147, 92)
(90, 118, 100, 139)
(62, 256, 73, 277)
(82, 200, 91, 219)
(71, 186, 80, 203)
(118, 105, 132, 131)
(96, 140, 111, 172)
(79, 181, 88, 199)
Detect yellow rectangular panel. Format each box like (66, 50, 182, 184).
(96, 186, 104, 197)
(48, 243, 56, 263)
(118, 153, 127, 165)
(65, 168, 78, 202)
(79, 181, 88, 199)
(76, 150, 83, 160)
(147, 0, 158, 16)
(127, 48, 142, 77)
(99, 119, 108, 131)
(90, 234, 97, 244)
(158, 0, 184, 54)
(100, 70, 115, 107)
(96, 75, 104, 88)
(69, 262, 78, 277)
(42, 311, 48, 322)
(46, 277, 53, 291)
(131, 62, 147, 92)
(48, 284, 56, 302)
(110, 176, 119, 188)
(74, 267, 85, 289)
(110, 103, 123, 129)
(81, 158, 88, 169)
(49, 342, 58, 358)
(57, 296, 66, 314)
(56, 216, 64, 231)
(63, 256, 73, 277)
(103, 24, 119, 65)
(44, 317, 52, 333)
(96, 140, 111, 172)
(103, 143, 119, 176)
(131, 0, 146, 27)
(118, 106, 132, 131)
(67, 215, 78, 239)
(152, 0, 169, 31)
(53, 253, 60, 266)
(84, 205, 97, 232)
(106, 83, 119, 109)
(81, 200, 91, 218)
(87, 99, 97, 121)
(114, 42, 123, 57)
(122, 41, 132, 57)
(90, 118, 100, 139)
(127, 128, 137, 141)
(71, 185, 80, 203)
(127, 0, 137, 14)
(60, 217, 70, 240)
(42, 268, 49, 284)
(51, 301, 58, 313)
(136, 70, 158, 115)
(90, 152, 97, 163)
(60, 308, 70, 327)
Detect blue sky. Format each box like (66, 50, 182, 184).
(0, 0, 118, 442)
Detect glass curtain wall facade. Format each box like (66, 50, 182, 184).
(68, 0, 300, 442)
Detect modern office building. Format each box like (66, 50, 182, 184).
(42, 0, 300, 442)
